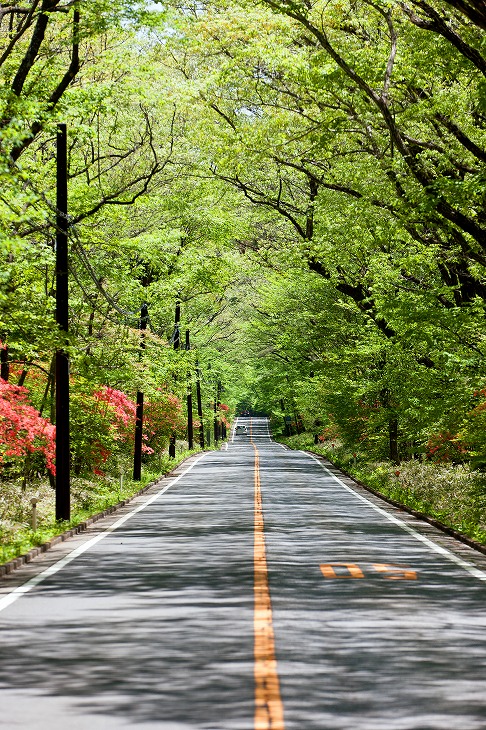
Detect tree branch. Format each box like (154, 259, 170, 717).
(403, 1, 486, 74)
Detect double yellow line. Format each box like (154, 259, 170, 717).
(250, 419, 285, 730)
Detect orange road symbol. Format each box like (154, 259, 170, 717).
(320, 563, 364, 579)
(320, 563, 417, 580)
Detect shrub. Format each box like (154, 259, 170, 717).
(144, 388, 185, 452)
(0, 379, 55, 475)
(461, 388, 486, 468)
(425, 431, 468, 463)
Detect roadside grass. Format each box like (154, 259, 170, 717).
(0, 447, 203, 566)
(277, 433, 486, 546)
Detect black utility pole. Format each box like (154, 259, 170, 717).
(55, 124, 70, 521)
(133, 303, 148, 481)
(213, 396, 218, 444)
(169, 300, 181, 458)
(1, 342, 9, 381)
(195, 360, 205, 448)
(185, 330, 194, 450)
(218, 380, 222, 439)
(214, 380, 221, 444)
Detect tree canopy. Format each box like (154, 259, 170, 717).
(1, 0, 485, 477)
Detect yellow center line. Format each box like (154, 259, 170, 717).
(251, 418, 285, 730)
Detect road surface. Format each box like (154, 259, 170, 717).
(1, 417, 486, 729)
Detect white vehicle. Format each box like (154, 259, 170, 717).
(235, 424, 248, 435)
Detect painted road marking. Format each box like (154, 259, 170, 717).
(251, 419, 285, 730)
(304, 451, 486, 583)
(320, 563, 417, 580)
(373, 563, 417, 580)
(0, 454, 208, 614)
(321, 563, 364, 579)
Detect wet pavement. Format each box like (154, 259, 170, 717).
(1, 417, 486, 729)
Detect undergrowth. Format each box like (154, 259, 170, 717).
(277, 432, 486, 545)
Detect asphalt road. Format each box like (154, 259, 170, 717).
(2, 417, 486, 729)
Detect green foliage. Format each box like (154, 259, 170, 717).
(1, 0, 486, 551)
(460, 388, 486, 469)
(155, 0, 485, 468)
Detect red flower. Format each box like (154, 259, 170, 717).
(0, 379, 56, 474)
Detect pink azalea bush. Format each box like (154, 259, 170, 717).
(70, 385, 138, 475)
(93, 386, 137, 439)
(459, 387, 486, 466)
(0, 378, 56, 474)
(144, 388, 185, 452)
(218, 402, 230, 427)
(0, 376, 186, 479)
(71, 384, 184, 475)
(426, 431, 468, 463)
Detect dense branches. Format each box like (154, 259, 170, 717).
(1, 0, 486, 473)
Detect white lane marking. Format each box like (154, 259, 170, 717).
(303, 451, 486, 583)
(0, 454, 208, 613)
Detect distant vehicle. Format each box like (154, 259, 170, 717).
(235, 424, 248, 435)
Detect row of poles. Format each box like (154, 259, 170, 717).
(52, 124, 224, 521)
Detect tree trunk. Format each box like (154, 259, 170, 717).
(1, 344, 9, 381)
(389, 417, 400, 465)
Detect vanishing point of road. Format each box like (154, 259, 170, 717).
(2, 417, 486, 729)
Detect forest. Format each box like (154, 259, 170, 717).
(0, 0, 485, 559)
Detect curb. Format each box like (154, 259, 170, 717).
(0, 453, 199, 579)
(305, 450, 486, 557)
